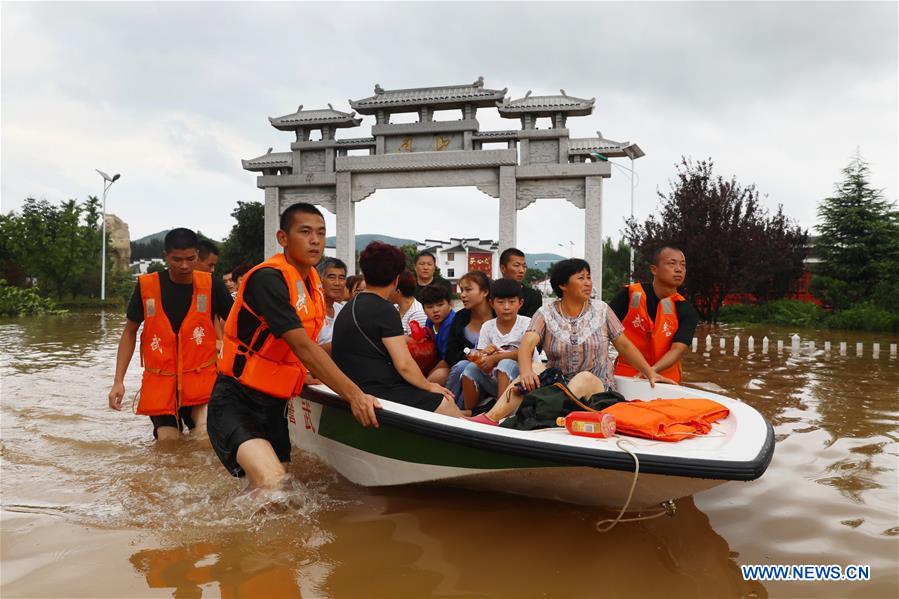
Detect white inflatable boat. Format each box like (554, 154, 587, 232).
(288, 377, 774, 510)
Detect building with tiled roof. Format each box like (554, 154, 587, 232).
(350, 77, 507, 114)
(268, 105, 362, 131)
(497, 90, 595, 117)
(241, 150, 293, 174)
(568, 132, 645, 161)
(417, 238, 500, 284)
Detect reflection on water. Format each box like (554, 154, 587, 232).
(1, 314, 897, 598)
(123, 495, 764, 599)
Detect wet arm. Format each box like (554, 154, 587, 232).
(514, 331, 542, 390)
(612, 334, 670, 386)
(651, 342, 688, 373)
(108, 319, 139, 410)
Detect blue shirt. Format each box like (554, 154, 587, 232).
(426, 309, 456, 360)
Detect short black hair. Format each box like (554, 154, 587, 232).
(396, 270, 416, 297)
(419, 284, 451, 306)
(164, 228, 199, 252)
(230, 261, 252, 279)
(490, 277, 523, 300)
(549, 258, 591, 298)
(359, 242, 406, 286)
(652, 246, 684, 265)
(499, 247, 526, 267)
(318, 257, 348, 276)
(280, 202, 324, 232)
(414, 251, 436, 264)
(197, 239, 218, 260)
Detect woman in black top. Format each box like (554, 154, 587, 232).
(331, 243, 463, 416)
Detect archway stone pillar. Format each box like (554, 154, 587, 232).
(264, 187, 280, 258)
(584, 176, 603, 295)
(498, 166, 517, 253)
(336, 171, 356, 274)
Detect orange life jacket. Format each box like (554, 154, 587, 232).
(137, 270, 218, 416)
(615, 282, 685, 383)
(218, 253, 325, 400)
(601, 398, 729, 442)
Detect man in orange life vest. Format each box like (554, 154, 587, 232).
(107, 229, 234, 440)
(208, 202, 380, 490)
(610, 246, 699, 384)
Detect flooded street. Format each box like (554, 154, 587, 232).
(1, 312, 897, 598)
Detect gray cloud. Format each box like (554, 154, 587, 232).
(2, 1, 895, 255)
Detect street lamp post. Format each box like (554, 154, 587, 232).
(557, 240, 574, 259)
(96, 169, 121, 300)
(604, 158, 638, 281)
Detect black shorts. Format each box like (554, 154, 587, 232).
(207, 375, 292, 478)
(150, 406, 196, 438)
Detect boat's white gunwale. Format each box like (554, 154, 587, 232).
(298, 379, 775, 482)
(303, 378, 770, 463)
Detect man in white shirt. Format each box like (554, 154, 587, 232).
(317, 257, 347, 353)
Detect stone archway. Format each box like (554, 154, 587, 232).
(243, 78, 643, 291)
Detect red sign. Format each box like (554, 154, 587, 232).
(468, 252, 492, 277)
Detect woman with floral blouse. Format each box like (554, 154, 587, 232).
(467, 258, 673, 426)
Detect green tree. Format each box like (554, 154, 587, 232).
(523, 267, 545, 286)
(399, 243, 444, 279)
(131, 236, 166, 261)
(11, 198, 101, 300)
(400, 244, 418, 273)
(601, 237, 631, 300)
(220, 201, 264, 273)
(73, 195, 107, 297)
(626, 158, 807, 322)
(813, 153, 899, 311)
(0, 213, 26, 286)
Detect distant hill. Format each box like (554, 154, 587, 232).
(132, 230, 171, 246)
(526, 253, 566, 271)
(132, 226, 565, 270)
(325, 233, 419, 251)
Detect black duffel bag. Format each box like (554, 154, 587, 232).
(500, 376, 625, 431)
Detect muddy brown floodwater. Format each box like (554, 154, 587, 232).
(1, 312, 897, 598)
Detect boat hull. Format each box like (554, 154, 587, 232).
(286, 381, 771, 510)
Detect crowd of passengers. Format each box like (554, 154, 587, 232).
(109, 202, 695, 491)
(316, 241, 669, 425)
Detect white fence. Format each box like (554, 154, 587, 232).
(691, 334, 898, 359)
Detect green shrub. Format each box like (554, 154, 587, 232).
(761, 299, 824, 328)
(720, 299, 898, 332)
(826, 303, 899, 332)
(718, 303, 763, 324)
(0, 279, 64, 316)
(56, 296, 124, 311)
(719, 300, 824, 327)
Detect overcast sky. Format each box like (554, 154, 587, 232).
(2, 1, 896, 257)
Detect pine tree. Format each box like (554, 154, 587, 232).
(813, 153, 899, 310)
